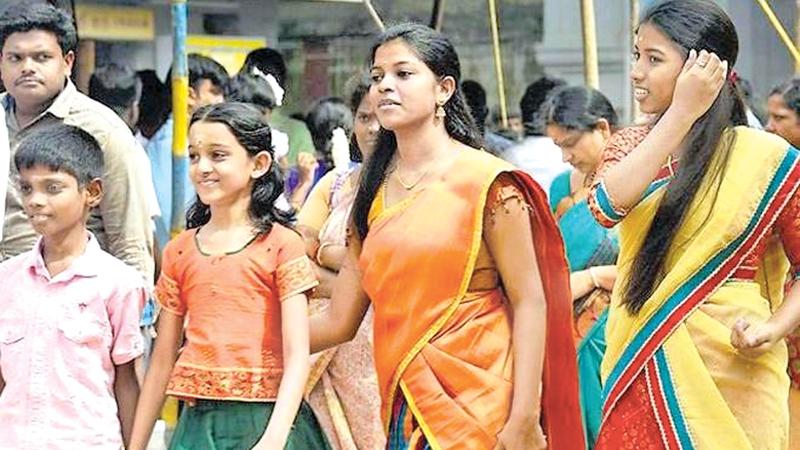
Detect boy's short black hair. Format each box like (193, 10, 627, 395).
(15, 124, 104, 185)
(520, 76, 567, 136)
(0, 2, 77, 55)
(89, 63, 142, 115)
(165, 53, 229, 98)
(188, 53, 229, 90)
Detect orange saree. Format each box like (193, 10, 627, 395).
(359, 148, 584, 449)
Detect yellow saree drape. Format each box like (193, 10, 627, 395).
(597, 127, 800, 450)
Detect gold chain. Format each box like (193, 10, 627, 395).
(394, 159, 430, 191)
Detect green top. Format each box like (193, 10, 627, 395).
(270, 108, 314, 166)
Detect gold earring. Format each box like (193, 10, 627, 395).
(435, 102, 446, 119)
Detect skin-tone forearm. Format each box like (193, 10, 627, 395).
(601, 108, 695, 209)
(311, 264, 336, 299)
(128, 312, 183, 450)
(253, 295, 310, 449)
(290, 181, 314, 210)
(508, 299, 546, 421)
(767, 282, 800, 338)
(309, 250, 370, 353)
(318, 244, 347, 272)
(732, 281, 800, 356)
(114, 360, 140, 448)
(571, 265, 618, 300)
(489, 225, 545, 423)
(570, 271, 596, 300)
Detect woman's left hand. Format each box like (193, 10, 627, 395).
(493, 416, 547, 450)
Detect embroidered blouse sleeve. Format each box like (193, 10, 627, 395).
(484, 173, 533, 237)
(775, 187, 800, 280)
(154, 239, 186, 316)
(587, 126, 650, 228)
(276, 229, 319, 301)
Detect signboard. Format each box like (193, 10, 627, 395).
(186, 35, 268, 75)
(75, 4, 155, 42)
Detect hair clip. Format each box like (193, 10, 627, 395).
(728, 69, 739, 86)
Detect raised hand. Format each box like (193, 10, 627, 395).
(669, 49, 728, 124)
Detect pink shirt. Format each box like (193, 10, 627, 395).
(0, 234, 145, 450)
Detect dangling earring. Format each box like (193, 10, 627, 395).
(435, 102, 446, 120)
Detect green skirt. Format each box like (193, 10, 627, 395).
(169, 399, 331, 450)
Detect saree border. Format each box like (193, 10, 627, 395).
(594, 170, 674, 226)
(399, 381, 443, 450)
(593, 180, 625, 223)
(602, 147, 800, 421)
(650, 348, 695, 449)
(378, 168, 501, 432)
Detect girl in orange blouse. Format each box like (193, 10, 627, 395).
(129, 103, 330, 450)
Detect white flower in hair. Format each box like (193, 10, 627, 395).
(271, 129, 289, 160)
(252, 66, 285, 106)
(331, 127, 350, 171)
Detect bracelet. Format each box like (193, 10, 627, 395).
(588, 267, 601, 289)
(315, 242, 333, 266)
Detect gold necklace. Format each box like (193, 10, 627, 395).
(394, 160, 430, 191)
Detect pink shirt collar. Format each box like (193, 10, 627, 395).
(27, 232, 101, 281)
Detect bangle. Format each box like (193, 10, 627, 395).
(315, 242, 333, 266)
(588, 267, 601, 289)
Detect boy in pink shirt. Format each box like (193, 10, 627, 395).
(0, 124, 145, 449)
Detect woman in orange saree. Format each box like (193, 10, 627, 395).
(309, 23, 584, 450)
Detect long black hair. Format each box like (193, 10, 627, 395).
(624, 0, 748, 315)
(185, 102, 293, 234)
(541, 86, 619, 132)
(351, 23, 483, 240)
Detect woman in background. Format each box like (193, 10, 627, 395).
(542, 85, 620, 448)
(297, 76, 385, 450)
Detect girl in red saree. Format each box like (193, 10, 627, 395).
(309, 23, 584, 450)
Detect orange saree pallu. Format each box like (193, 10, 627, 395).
(359, 149, 584, 449)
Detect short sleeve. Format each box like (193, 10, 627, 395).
(587, 126, 651, 227)
(483, 173, 533, 233)
(154, 239, 186, 316)
(775, 188, 800, 280)
(276, 228, 319, 301)
(107, 273, 147, 365)
(297, 171, 337, 232)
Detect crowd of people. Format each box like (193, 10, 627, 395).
(1, 0, 800, 449)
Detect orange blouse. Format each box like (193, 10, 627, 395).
(155, 224, 318, 402)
